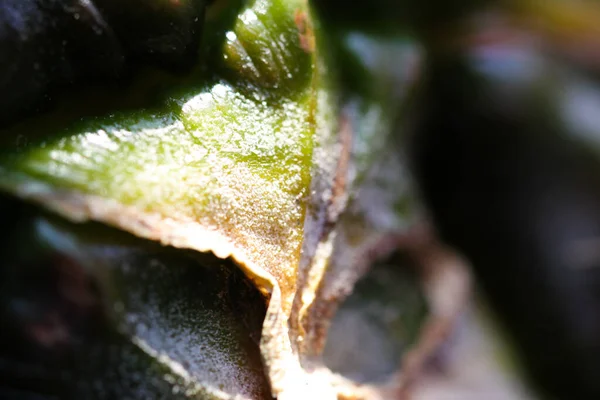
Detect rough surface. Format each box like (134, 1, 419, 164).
(0, 197, 270, 399)
(0, 0, 338, 397)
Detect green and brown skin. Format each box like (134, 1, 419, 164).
(3, 0, 600, 399)
(0, 0, 344, 398)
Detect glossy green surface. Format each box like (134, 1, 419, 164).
(0, 0, 330, 314)
(0, 196, 269, 399)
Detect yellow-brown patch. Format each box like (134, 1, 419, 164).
(294, 9, 316, 53)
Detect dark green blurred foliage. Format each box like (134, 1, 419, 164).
(313, 0, 491, 36)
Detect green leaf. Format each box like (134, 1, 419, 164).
(0, 0, 439, 398)
(0, 0, 341, 397)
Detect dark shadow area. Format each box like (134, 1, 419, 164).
(322, 252, 427, 384)
(0, 194, 270, 399)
